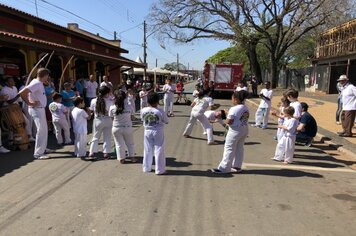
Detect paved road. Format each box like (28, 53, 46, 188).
(0, 83, 355, 236)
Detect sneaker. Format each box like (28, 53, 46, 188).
(305, 139, 313, 147)
(29, 137, 36, 142)
(231, 167, 242, 173)
(0, 146, 10, 153)
(34, 155, 50, 160)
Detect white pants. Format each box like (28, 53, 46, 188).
(29, 107, 48, 157)
(65, 106, 74, 128)
(140, 100, 147, 111)
(255, 107, 270, 128)
(276, 128, 284, 141)
(143, 128, 166, 174)
(74, 133, 87, 157)
(218, 128, 248, 172)
(163, 95, 174, 115)
(22, 103, 35, 136)
(112, 126, 135, 160)
(89, 116, 112, 154)
(183, 112, 214, 143)
(53, 119, 71, 144)
(274, 136, 295, 163)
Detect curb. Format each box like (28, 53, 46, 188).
(245, 98, 356, 160)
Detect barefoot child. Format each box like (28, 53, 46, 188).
(212, 90, 250, 173)
(109, 89, 136, 164)
(71, 97, 91, 158)
(272, 106, 299, 164)
(183, 91, 216, 145)
(49, 93, 72, 146)
(141, 92, 169, 175)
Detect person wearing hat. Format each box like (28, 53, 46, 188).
(337, 75, 356, 137)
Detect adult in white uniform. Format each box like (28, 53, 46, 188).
(162, 78, 176, 116)
(19, 68, 51, 159)
(0, 77, 34, 141)
(109, 89, 136, 163)
(141, 92, 169, 175)
(183, 91, 216, 145)
(88, 86, 114, 159)
(253, 81, 273, 129)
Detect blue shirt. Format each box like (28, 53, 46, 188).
(61, 90, 75, 107)
(299, 112, 317, 138)
(75, 80, 84, 95)
(45, 85, 54, 106)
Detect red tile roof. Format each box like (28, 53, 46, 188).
(0, 30, 144, 68)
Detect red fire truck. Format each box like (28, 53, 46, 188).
(203, 62, 243, 93)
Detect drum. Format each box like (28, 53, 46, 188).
(0, 104, 30, 150)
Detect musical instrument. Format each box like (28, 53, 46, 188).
(0, 104, 30, 150)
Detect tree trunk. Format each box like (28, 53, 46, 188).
(270, 57, 279, 89)
(246, 42, 262, 84)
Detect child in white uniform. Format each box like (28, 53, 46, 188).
(212, 90, 250, 173)
(253, 81, 273, 129)
(127, 88, 136, 114)
(162, 78, 176, 117)
(201, 110, 227, 134)
(49, 93, 72, 146)
(109, 89, 136, 164)
(139, 87, 148, 110)
(183, 91, 216, 145)
(285, 89, 302, 119)
(271, 97, 290, 141)
(88, 86, 114, 160)
(71, 97, 91, 158)
(272, 106, 299, 164)
(141, 92, 169, 175)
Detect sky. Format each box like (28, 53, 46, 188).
(0, 0, 230, 70)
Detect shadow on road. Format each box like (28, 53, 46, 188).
(241, 169, 323, 178)
(166, 169, 234, 178)
(0, 152, 35, 177)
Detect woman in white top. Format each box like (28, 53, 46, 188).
(109, 89, 136, 164)
(88, 86, 114, 159)
(183, 91, 216, 145)
(212, 90, 250, 173)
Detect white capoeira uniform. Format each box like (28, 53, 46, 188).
(217, 104, 249, 172)
(139, 90, 148, 110)
(201, 110, 225, 134)
(162, 83, 175, 115)
(109, 100, 135, 161)
(127, 93, 136, 114)
(183, 97, 214, 144)
(255, 88, 273, 128)
(49, 101, 71, 145)
(0, 85, 33, 137)
(25, 79, 48, 158)
(289, 101, 302, 119)
(89, 97, 113, 154)
(141, 106, 168, 174)
(276, 107, 285, 141)
(273, 117, 299, 163)
(71, 107, 88, 157)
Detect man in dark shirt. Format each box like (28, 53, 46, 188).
(296, 102, 318, 146)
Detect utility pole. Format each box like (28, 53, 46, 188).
(177, 53, 179, 81)
(114, 31, 117, 40)
(156, 58, 158, 68)
(188, 62, 189, 71)
(143, 21, 147, 80)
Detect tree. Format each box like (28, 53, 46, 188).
(161, 62, 187, 71)
(148, 0, 264, 83)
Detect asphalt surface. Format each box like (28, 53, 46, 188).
(0, 83, 355, 236)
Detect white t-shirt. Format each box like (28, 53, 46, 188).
(90, 97, 114, 117)
(26, 79, 46, 108)
(139, 91, 148, 103)
(85, 80, 98, 98)
(49, 102, 67, 121)
(289, 101, 302, 119)
(281, 117, 299, 137)
(141, 106, 168, 130)
(0, 86, 19, 105)
(236, 86, 248, 92)
(109, 102, 132, 127)
(162, 84, 176, 98)
(192, 97, 209, 115)
(227, 104, 249, 131)
(258, 88, 273, 108)
(204, 110, 224, 126)
(71, 107, 88, 134)
(341, 83, 356, 111)
(100, 81, 113, 88)
(192, 90, 200, 98)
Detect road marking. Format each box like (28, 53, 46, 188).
(242, 163, 356, 173)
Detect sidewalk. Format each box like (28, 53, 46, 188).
(247, 90, 356, 159)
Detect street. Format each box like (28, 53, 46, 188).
(0, 83, 355, 236)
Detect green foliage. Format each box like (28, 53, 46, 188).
(285, 36, 315, 69)
(161, 62, 187, 71)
